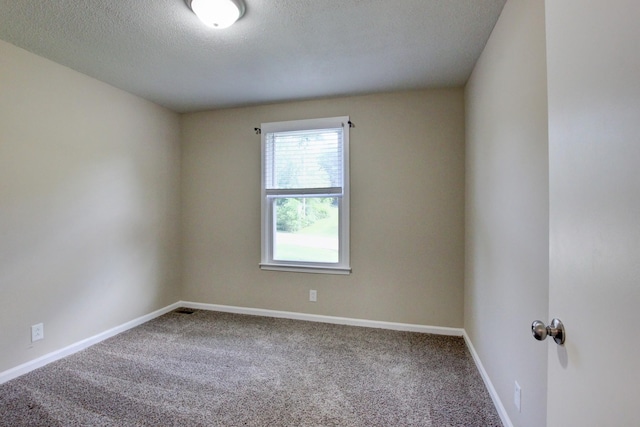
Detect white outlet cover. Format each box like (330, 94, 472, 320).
(514, 381, 521, 412)
(309, 290, 317, 302)
(31, 323, 44, 342)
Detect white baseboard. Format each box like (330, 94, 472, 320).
(0, 301, 460, 385)
(180, 301, 465, 336)
(197, 303, 509, 424)
(0, 302, 182, 385)
(5, 297, 498, 427)
(463, 331, 513, 427)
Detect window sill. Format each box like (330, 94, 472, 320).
(259, 263, 351, 275)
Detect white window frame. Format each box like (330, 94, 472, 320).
(260, 116, 351, 275)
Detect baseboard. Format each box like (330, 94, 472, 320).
(1, 300, 467, 387)
(192, 303, 512, 424)
(191, 303, 510, 424)
(179, 301, 464, 336)
(0, 302, 182, 385)
(463, 331, 514, 427)
(2, 300, 508, 425)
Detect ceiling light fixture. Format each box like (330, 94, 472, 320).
(185, 0, 245, 29)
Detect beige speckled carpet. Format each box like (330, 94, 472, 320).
(0, 309, 502, 426)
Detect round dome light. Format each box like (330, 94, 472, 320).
(186, 0, 246, 29)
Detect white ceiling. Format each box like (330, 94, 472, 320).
(0, 0, 506, 113)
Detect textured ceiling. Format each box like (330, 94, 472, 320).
(0, 0, 506, 113)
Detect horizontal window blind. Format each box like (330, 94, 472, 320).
(264, 128, 343, 194)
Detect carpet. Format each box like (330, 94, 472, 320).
(0, 309, 503, 426)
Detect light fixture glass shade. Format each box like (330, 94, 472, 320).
(188, 0, 245, 29)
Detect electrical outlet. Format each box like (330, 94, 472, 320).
(514, 381, 521, 412)
(309, 290, 317, 302)
(31, 323, 44, 342)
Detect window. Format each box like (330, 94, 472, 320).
(260, 116, 350, 274)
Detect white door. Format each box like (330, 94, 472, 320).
(546, 1, 640, 426)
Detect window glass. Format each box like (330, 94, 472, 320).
(273, 197, 339, 263)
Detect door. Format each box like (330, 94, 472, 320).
(546, 1, 640, 426)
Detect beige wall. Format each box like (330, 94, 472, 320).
(465, 1, 548, 426)
(181, 90, 465, 327)
(0, 40, 182, 372)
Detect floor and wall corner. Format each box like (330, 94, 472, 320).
(2, 1, 639, 426)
